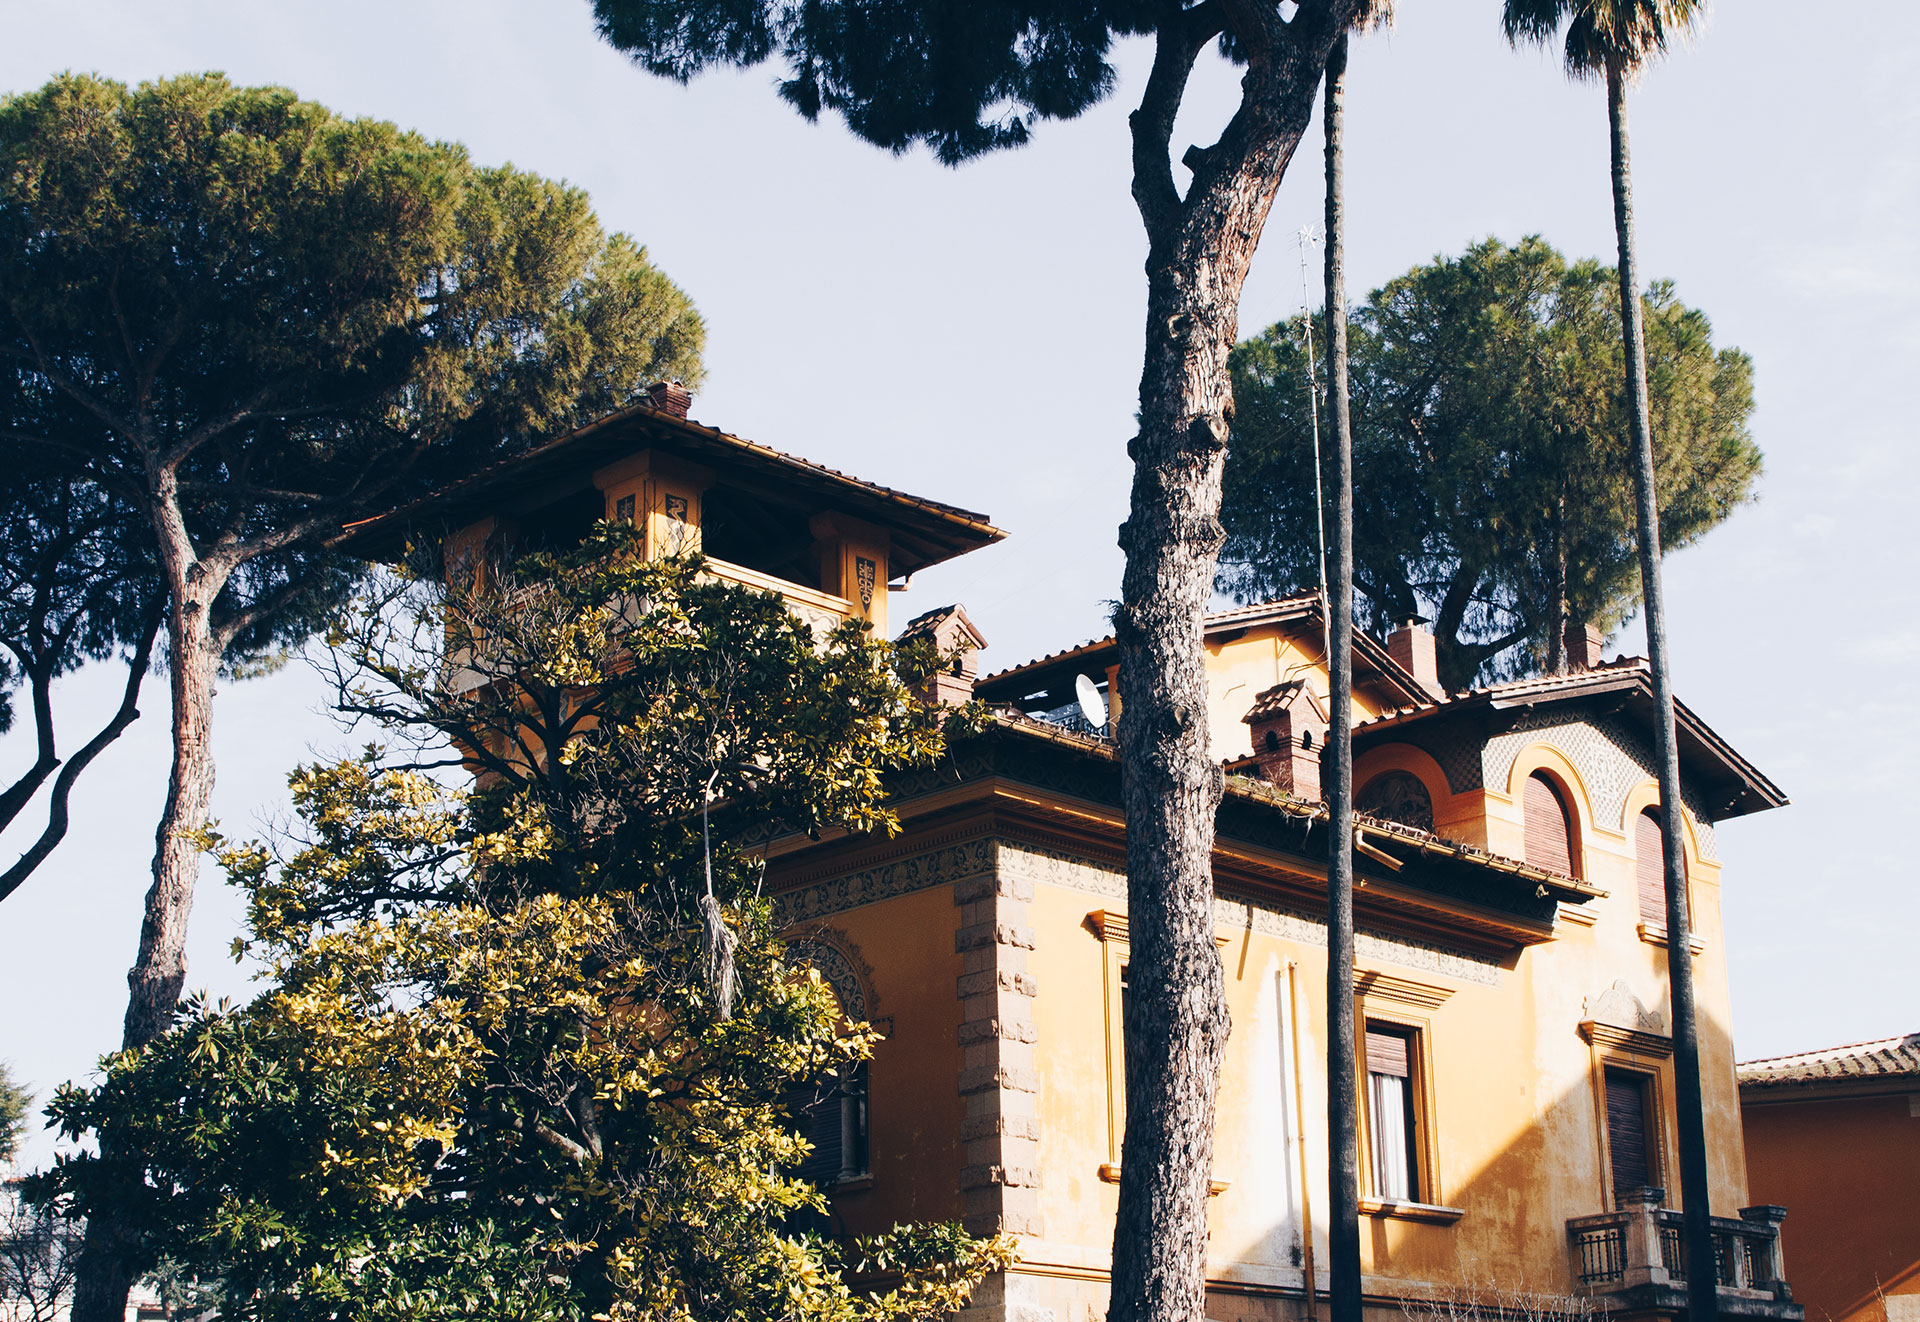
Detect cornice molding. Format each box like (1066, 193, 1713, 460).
(1354, 970, 1455, 1010)
(1086, 909, 1231, 949)
(1580, 1019, 1675, 1058)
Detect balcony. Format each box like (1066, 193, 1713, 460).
(1567, 1189, 1800, 1319)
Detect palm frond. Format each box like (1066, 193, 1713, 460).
(1502, 0, 1708, 81)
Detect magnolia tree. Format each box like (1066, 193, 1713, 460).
(32, 532, 1010, 1322)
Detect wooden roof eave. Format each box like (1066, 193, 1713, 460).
(330, 402, 1006, 576)
(766, 717, 1589, 957)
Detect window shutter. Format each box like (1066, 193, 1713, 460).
(1605, 1071, 1653, 1206)
(1523, 774, 1574, 877)
(790, 1082, 844, 1187)
(1366, 1028, 1410, 1078)
(1636, 810, 1666, 924)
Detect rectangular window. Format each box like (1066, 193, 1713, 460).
(613, 493, 636, 525)
(790, 1063, 869, 1186)
(1604, 1067, 1658, 1208)
(1366, 1024, 1421, 1202)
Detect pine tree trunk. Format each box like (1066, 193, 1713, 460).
(71, 482, 227, 1322)
(1320, 35, 1362, 1322)
(1608, 61, 1718, 1322)
(1107, 12, 1364, 1322)
(1110, 233, 1239, 1322)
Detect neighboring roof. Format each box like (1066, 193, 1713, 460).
(331, 397, 1006, 577)
(975, 594, 1434, 710)
(1353, 656, 1788, 822)
(1737, 1032, 1920, 1092)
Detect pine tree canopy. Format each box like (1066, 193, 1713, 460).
(0, 70, 707, 664)
(1218, 236, 1760, 690)
(589, 2, 1184, 164)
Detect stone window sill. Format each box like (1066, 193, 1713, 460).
(1637, 922, 1705, 956)
(832, 1174, 874, 1193)
(1360, 1197, 1464, 1224)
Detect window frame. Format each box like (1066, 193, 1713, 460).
(1363, 1021, 1423, 1203)
(1631, 805, 1703, 954)
(1579, 1020, 1678, 1213)
(1600, 1064, 1663, 1210)
(1089, 910, 1229, 1195)
(1351, 982, 1461, 1223)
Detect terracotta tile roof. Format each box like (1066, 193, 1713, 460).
(988, 712, 1600, 903)
(1736, 1032, 1920, 1089)
(976, 595, 1431, 708)
(1354, 655, 1788, 822)
(896, 602, 987, 649)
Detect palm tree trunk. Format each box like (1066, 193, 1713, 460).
(1321, 32, 1361, 1322)
(1608, 60, 1718, 1322)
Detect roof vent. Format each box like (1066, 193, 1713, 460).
(646, 380, 692, 419)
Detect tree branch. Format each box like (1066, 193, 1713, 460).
(0, 601, 161, 904)
(1130, 4, 1223, 244)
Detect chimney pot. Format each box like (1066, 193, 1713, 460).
(646, 380, 692, 419)
(1386, 618, 1444, 701)
(1564, 622, 1605, 672)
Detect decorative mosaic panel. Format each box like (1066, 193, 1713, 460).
(1398, 726, 1487, 796)
(1483, 712, 1718, 859)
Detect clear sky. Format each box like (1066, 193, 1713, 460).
(3, 1, 1916, 1170)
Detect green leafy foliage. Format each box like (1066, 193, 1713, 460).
(1219, 237, 1760, 688)
(0, 1062, 29, 1165)
(32, 535, 1009, 1322)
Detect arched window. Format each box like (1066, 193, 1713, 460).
(786, 941, 871, 1187)
(1357, 771, 1434, 833)
(1634, 808, 1688, 926)
(1523, 772, 1576, 878)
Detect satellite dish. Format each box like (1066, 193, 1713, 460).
(1074, 674, 1109, 733)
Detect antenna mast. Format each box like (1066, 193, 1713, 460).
(1298, 224, 1331, 660)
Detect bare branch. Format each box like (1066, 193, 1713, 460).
(0, 601, 161, 904)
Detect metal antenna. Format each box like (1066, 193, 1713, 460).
(1298, 224, 1331, 661)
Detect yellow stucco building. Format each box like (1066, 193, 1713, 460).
(349, 388, 1803, 1322)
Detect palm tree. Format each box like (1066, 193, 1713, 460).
(1501, 4, 1716, 1319)
(1319, 8, 1387, 1318)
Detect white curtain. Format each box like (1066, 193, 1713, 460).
(1369, 1072, 1412, 1200)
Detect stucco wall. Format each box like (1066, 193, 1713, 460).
(1743, 1090, 1920, 1322)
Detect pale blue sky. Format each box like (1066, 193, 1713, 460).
(3, 1, 1916, 1170)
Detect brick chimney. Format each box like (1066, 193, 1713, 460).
(898, 604, 987, 707)
(1243, 681, 1329, 801)
(1564, 622, 1605, 672)
(1386, 618, 1444, 700)
(646, 379, 693, 419)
